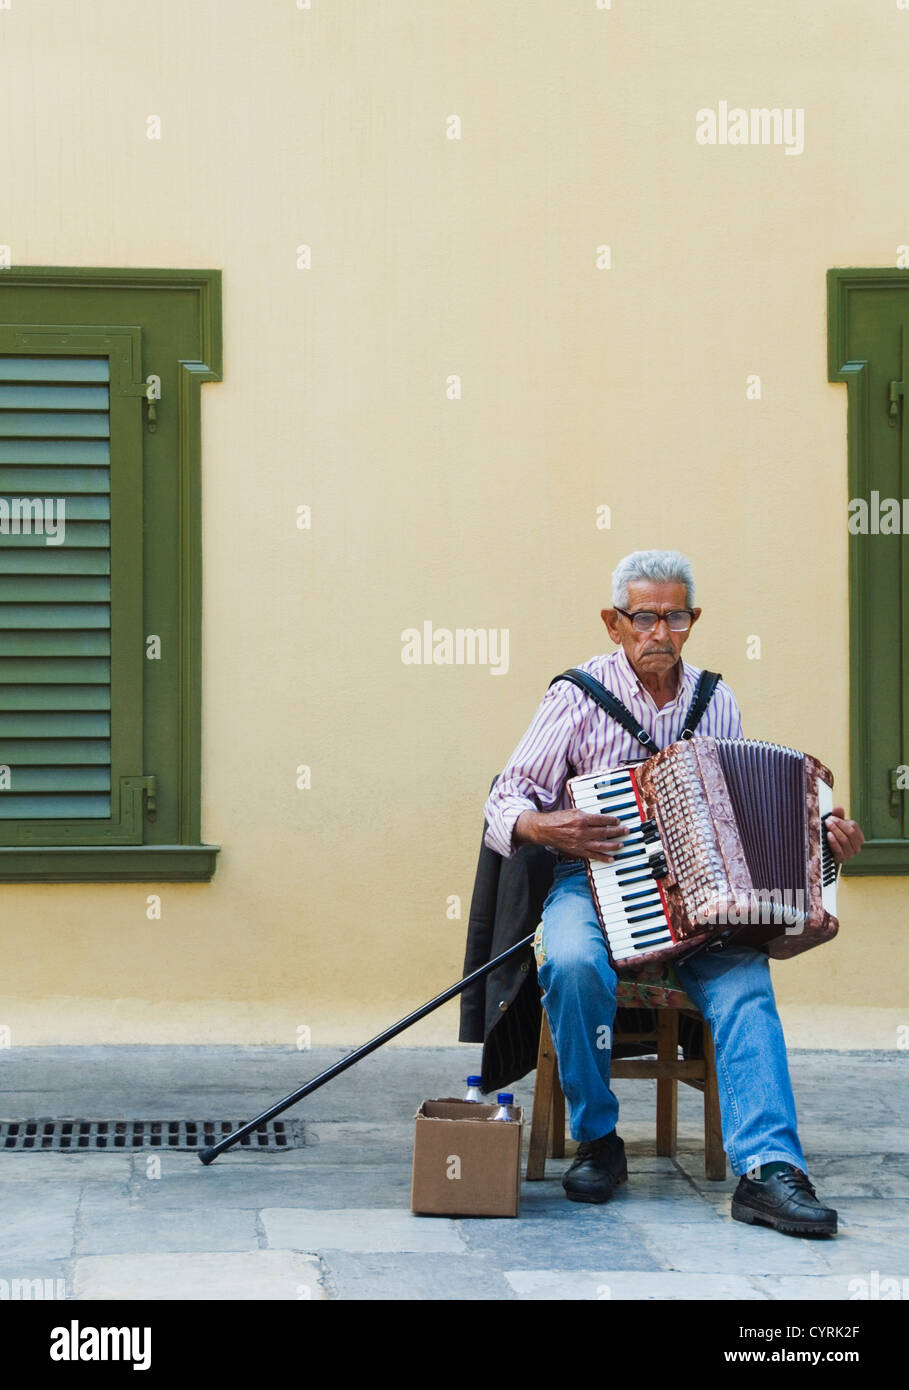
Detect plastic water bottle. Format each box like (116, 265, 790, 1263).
(490, 1092, 516, 1121)
(464, 1075, 483, 1102)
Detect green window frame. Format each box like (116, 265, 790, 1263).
(0, 267, 221, 880)
(828, 267, 909, 874)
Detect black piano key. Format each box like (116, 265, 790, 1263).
(623, 901, 662, 917)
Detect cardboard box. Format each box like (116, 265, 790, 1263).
(410, 1098, 523, 1217)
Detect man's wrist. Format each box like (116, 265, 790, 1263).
(513, 809, 542, 847)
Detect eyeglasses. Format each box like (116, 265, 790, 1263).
(614, 607, 694, 633)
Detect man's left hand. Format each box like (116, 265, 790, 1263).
(825, 807, 864, 865)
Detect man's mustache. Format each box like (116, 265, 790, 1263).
(641, 647, 675, 656)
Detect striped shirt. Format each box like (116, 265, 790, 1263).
(484, 647, 743, 859)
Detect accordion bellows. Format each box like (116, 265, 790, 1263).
(567, 737, 840, 969)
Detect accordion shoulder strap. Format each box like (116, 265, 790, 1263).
(549, 668, 660, 754)
(549, 666, 723, 754)
(680, 669, 722, 740)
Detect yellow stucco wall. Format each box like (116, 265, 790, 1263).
(0, 0, 906, 1049)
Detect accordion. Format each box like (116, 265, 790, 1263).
(566, 737, 840, 970)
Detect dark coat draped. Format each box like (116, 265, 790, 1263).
(457, 801, 704, 1094)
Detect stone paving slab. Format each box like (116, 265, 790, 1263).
(794, 1227, 909, 1275)
(0, 1154, 134, 1182)
(72, 1251, 329, 1300)
(749, 1273, 888, 1300)
(259, 1120, 416, 1165)
(832, 1198, 909, 1228)
(793, 1127, 909, 1159)
(319, 1251, 516, 1300)
(2, 1184, 82, 1262)
(74, 1203, 261, 1257)
(594, 1176, 729, 1225)
(504, 1269, 767, 1300)
(455, 1204, 669, 1270)
(72, 1163, 414, 1211)
(260, 1207, 468, 1254)
(639, 1220, 834, 1275)
(788, 1153, 909, 1198)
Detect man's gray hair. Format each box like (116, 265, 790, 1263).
(611, 549, 696, 609)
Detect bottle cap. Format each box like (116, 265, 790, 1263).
(466, 1076, 482, 1085)
(496, 1093, 514, 1103)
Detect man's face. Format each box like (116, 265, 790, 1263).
(601, 580, 701, 682)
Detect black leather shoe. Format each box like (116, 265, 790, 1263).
(731, 1166, 837, 1237)
(562, 1131, 627, 1204)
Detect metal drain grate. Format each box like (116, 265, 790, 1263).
(0, 1119, 307, 1152)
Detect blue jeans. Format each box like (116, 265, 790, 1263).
(537, 860, 807, 1176)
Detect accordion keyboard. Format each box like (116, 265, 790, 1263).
(817, 777, 839, 918)
(569, 767, 676, 963)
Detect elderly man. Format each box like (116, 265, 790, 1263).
(484, 549, 863, 1236)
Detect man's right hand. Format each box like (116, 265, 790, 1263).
(513, 808, 628, 862)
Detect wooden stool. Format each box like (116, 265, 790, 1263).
(526, 1004, 726, 1181)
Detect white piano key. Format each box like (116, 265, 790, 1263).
(592, 886, 662, 908)
(590, 851, 654, 873)
(608, 928, 672, 950)
(589, 861, 651, 883)
(591, 851, 657, 874)
(573, 799, 632, 817)
(601, 905, 665, 923)
(572, 791, 639, 810)
(595, 896, 662, 917)
(581, 770, 633, 785)
(571, 786, 639, 806)
(605, 909, 666, 929)
(592, 890, 664, 914)
(601, 903, 671, 927)
(589, 864, 649, 881)
(591, 871, 654, 889)
(609, 923, 673, 945)
(571, 778, 633, 801)
(584, 787, 635, 804)
(609, 939, 673, 962)
(603, 920, 671, 944)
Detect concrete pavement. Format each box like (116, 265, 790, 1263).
(0, 1046, 906, 1301)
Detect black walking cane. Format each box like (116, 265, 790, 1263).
(198, 932, 536, 1165)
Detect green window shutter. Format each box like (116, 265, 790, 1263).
(0, 270, 221, 880)
(0, 334, 144, 844)
(0, 354, 113, 824)
(828, 268, 909, 874)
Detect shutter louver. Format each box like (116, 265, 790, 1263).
(0, 356, 111, 819)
